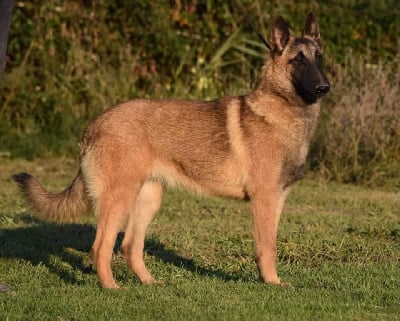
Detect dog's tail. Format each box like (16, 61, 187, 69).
(12, 172, 89, 223)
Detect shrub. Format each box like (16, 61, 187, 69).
(312, 52, 400, 187)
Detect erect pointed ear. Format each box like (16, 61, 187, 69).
(302, 12, 322, 47)
(270, 15, 290, 53)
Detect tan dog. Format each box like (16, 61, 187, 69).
(13, 13, 329, 288)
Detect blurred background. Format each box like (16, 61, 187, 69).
(1, 0, 399, 187)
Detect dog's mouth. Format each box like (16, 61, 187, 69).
(296, 88, 318, 104)
(296, 82, 330, 105)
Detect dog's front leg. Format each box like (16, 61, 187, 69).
(251, 188, 287, 285)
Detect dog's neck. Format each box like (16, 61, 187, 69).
(245, 90, 320, 144)
(245, 62, 321, 142)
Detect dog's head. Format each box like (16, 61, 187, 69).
(269, 12, 330, 105)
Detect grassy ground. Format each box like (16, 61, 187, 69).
(0, 158, 399, 320)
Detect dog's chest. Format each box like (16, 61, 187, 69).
(282, 141, 309, 188)
(280, 108, 319, 188)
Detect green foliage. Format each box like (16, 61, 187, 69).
(1, 0, 399, 185)
(1, 159, 399, 320)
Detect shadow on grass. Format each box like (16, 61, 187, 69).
(144, 237, 243, 282)
(0, 215, 96, 285)
(0, 215, 241, 285)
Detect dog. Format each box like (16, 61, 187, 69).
(13, 12, 330, 288)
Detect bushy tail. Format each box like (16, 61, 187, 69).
(12, 172, 89, 223)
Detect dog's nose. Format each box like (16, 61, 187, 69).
(316, 84, 330, 95)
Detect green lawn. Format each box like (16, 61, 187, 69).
(1, 158, 399, 321)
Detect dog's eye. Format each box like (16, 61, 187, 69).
(293, 52, 305, 64)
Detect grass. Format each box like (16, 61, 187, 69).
(0, 157, 399, 320)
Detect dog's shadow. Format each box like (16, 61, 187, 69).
(0, 215, 241, 285)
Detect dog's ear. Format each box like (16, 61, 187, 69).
(271, 15, 290, 53)
(302, 12, 322, 48)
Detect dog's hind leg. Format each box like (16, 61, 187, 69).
(92, 186, 140, 289)
(122, 181, 163, 284)
(85, 136, 152, 288)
